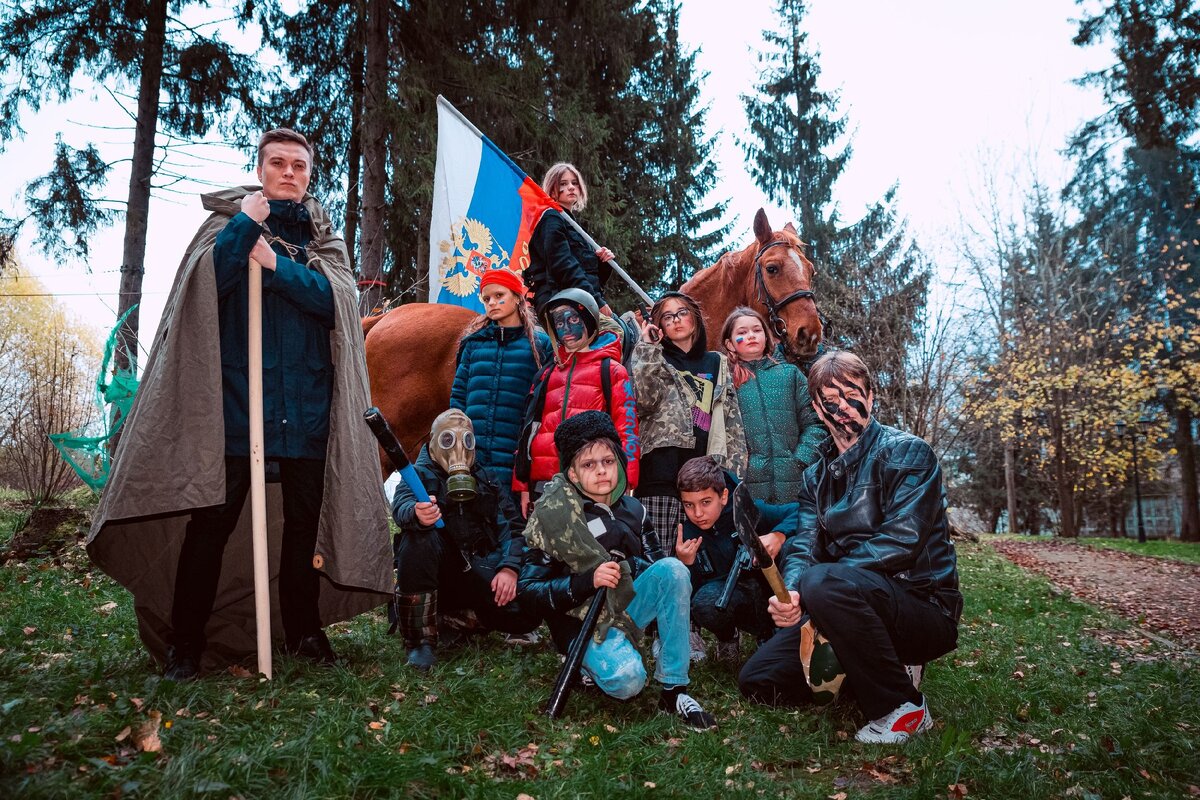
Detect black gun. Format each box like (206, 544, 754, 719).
(544, 550, 625, 719)
(715, 545, 753, 611)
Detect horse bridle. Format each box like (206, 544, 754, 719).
(753, 239, 821, 340)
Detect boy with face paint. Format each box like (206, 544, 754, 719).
(518, 412, 717, 730)
(391, 410, 540, 671)
(512, 288, 640, 515)
(738, 351, 962, 745)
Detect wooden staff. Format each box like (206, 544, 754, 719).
(248, 256, 272, 679)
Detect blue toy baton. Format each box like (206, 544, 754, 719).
(363, 407, 444, 528)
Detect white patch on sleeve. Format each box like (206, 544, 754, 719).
(587, 517, 608, 540)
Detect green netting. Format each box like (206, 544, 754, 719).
(48, 306, 140, 492)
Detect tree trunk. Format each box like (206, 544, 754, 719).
(115, 0, 167, 375)
(1052, 393, 1078, 538)
(357, 0, 388, 317)
(1004, 441, 1018, 534)
(1176, 404, 1199, 541)
(343, 0, 365, 273)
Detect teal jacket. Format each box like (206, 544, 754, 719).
(736, 357, 827, 504)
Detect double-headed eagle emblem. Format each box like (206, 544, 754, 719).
(437, 217, 516, 297)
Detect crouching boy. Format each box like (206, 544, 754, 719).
(675, 456, 799, 662)
(391, 410, 539, 671)
(518, 411, 717, 730)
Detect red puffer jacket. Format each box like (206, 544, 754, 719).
(513, 330, 640, 491)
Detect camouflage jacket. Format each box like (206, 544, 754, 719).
(519, 474, 641, 645)
(630, 339, 748, 477)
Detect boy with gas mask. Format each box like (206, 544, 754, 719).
(391, 409, 539, 671)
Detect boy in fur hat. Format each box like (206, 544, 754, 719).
(517, 411, 717, 730)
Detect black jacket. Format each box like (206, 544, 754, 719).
(680, 471, 800, 591)
(391, 447, 525, 574)
(518, 494, 662, 653)
(527, 209, 611, 313)
(780, 420, 963, 621)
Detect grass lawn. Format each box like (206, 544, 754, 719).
(1079, 536, 1200, 564)
(1, 506, 1197, 799)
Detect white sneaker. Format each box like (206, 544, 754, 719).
(855, 698, 934, 744)
(905, 663, 923, 691)
(659, 690, 717, 731)
(688, 629, 707, 662)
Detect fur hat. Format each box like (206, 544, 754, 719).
(555, 410, 625, 472)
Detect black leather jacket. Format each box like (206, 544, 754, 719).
(780, 419, 963, 621)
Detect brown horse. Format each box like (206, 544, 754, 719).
(681, 207, 823, 358)
(363, 207, 822, 465)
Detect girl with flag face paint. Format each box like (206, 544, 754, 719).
(450, 269, 552, 510)
(721, 307, 827, 505)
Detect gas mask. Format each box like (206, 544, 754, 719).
(429, 409, 476, 502)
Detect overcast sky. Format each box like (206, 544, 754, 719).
(1, 0, 1110, 358)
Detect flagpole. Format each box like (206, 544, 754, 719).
(436, 96, 654, 309)
(248, 255, 272, 680)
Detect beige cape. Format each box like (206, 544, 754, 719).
(87, 187, 392, 669)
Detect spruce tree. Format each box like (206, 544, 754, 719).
(0, 0, 267, 372)
(1069, 0, 1200, 540)
(739, 0, 930, 425)
(638, 0, 734, 290)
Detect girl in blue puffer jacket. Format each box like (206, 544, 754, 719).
(451, 269, 553, 507)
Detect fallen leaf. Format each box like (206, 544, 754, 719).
(644, 782, 656, 789)
(947, 783, 969, 799)
(423, 694, 438, 705)
(114, 726, 131, 742)
(828, 793, 848, 800)
(604, 724, 618, 733)
(96, 602, 118, 615)
(130, 698, 144, 711)
(22, 627, 36, 636)
(368, 721, 384, 730)
(134, 711, 162, 753)
(227, 665, 253, 678)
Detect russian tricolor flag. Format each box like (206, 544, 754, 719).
(428, 96, 560, 312)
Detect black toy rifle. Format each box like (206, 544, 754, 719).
(715, 545, 753, 611)
(544, 550, 625, 719)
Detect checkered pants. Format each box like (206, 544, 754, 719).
(641, 495, 682, 557)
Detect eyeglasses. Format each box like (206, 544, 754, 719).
(660, 308, 691, 325)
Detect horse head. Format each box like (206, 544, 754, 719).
(746, 208, 823, 357)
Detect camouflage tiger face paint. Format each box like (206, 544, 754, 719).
(813, 378, 873, 447)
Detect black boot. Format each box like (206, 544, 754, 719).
(397, 591, 438, 672)
(287, 629, 338, 666)
(164, 642, 201, 681)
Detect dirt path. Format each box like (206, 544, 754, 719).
(990, 537, 1200, 651)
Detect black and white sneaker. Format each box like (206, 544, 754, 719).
(659, 688, 717, 731)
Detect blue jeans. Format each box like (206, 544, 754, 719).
(581, 558, 692, 699)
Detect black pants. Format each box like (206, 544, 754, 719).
(738, 562, 958, 719)
(172, 456, 325, 650)
(394, 528, 538, 635)
(691, 575, 775, 642)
